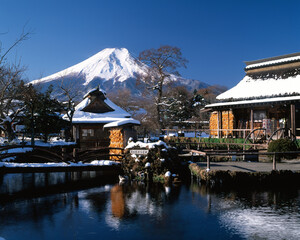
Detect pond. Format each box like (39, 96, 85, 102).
(0, 172, 300, 240)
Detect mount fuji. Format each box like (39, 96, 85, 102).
(30, 48, 209, 99)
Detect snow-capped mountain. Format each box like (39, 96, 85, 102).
(30, 48, 208, 99)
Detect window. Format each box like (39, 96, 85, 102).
(253, 110, 266, 122)
(82, 129, 94, 137)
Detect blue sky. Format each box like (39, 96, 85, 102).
(1, 0, 300, 88)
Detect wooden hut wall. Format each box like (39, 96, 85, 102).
(73, 124, 110, 149)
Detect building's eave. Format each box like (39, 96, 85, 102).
(206, 95, 300, 109)
(245, 52, 300, 70)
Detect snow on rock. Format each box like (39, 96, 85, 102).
(128, 137, 134, 144)
(165, 186, 171, 194)
(145, 162, 151, 168)
(126, 140, 169, 149)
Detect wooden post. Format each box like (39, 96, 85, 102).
(273, 153, 277, 171)
(291, 104, 296, 136)
(227, 111, 229, 138)
(217, 111, 220, 138)
(73, 148, 78, 162)
(62, 147, 67, 162)
(207, 155, 210, 170)
(250, 109, 254, 140)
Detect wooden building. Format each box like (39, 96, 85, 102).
(70, 87, 140, 149)
(204, 52, 300, 140)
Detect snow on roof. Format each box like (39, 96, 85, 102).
(207, 95, 300, 108)
(245, 52, 300, 70)
(83, 86, 107, 99)
(103, 118, 140, 128)
(216, 75, 300, 100)
(69, 97, 132, 123)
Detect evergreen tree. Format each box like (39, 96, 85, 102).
(162, 87, 207, 128)
(23, 85, 66, 143)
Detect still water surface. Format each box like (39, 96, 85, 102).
(0, 172, 300, 240)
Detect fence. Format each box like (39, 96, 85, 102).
(186, 149, 300, 171)
(0, 145, 125, 163)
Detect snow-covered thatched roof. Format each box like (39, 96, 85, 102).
(103, 118, 140, 128)
(67, 88, 139, 125)
(217, 52, 300, 101)
(217, 75, 300, 100)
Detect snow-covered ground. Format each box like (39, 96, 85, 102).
(0, 160, 119, 168)
(163, 131, 209, 138)
(0, 137, 76, 147)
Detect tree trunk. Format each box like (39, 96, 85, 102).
(4, 121, 15, 142)
(156, 88, 164, 133)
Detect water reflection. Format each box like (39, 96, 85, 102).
(190, 182, 300, 240)
(0, 173, 300, 240)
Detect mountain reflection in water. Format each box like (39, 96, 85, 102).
(0, 172, 299, 240)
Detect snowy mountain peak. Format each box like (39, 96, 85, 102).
(31, 47, 146, 85)
(30, 47, 209, 100)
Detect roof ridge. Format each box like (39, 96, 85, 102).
(245, 52, 300, 66)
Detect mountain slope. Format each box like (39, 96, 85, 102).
(30, 48, 209, 99)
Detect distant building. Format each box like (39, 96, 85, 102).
(204, 52, 300, 139)
(69, 87, 140, 151)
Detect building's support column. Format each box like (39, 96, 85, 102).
(217, 111, 222, 138)
(227, 111, 230, 137)
(250, 109, 254, 140)
(291, 104, 296, 136)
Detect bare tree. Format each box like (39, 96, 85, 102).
(0, 29, 30, 141)
(59, 78, 82, 141)
(138, 45, 188, 132)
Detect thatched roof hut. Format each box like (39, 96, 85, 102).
(204, 52, 300, 139)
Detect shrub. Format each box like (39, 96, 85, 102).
(268, 139, 298, 160)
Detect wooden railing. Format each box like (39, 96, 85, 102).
(166, 140, 267, 151)
(186, 149, 300, 171)
(0, 145, 125, 163)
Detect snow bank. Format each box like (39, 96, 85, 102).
(31, 139, 76, 147)
(90, 160, 120, 166)
(1, 147, 33, 154)
(0, 137, 76, 147)
(0, 160, 119, 168)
